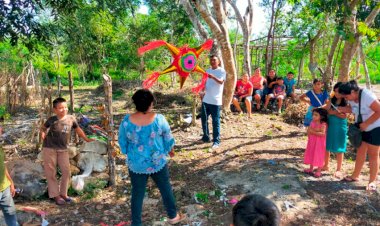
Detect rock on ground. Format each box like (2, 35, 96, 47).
(7, 160, 47, 200)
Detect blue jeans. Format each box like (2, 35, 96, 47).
(129, 165, 177, 226)
(0, 187, 17, 226)
(201, 102, 221, 145)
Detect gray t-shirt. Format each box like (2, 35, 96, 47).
(43, 115, 78, 149)
(203, 67, 226, 106)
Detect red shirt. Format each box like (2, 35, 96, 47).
(235, 80, 253, 96)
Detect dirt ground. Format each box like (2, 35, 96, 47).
(1, 84, 380, 226)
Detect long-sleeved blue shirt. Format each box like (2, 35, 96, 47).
(118, 114, 175, 174)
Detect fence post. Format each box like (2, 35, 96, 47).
(102, 74, 116, 186)
(68, 71, 74, 113)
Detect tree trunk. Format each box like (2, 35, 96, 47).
(354, 50, 360, 79)
(297, 52, 304, 88)
(359, 43, 371, 89)
(233, 21, 239, 76)
(338, 1, 379, 82)
(325, 33, 340, 83)
(265, 0, 276, 74)
(102, 74, 116, 187)
(227, 0, 253, 75)
(193, 0, 237, 111)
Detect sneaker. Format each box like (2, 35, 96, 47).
(211, 143, 220, 149)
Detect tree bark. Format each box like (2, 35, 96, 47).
(298, 52, 304, 88)
(325, 33, 340, 83)
(308, 27, 324, 79)
(179, 0, 209, 40)
(359, 43, 371, 89)
(228, 0, 254, 75)
(338, 1, 380, 82)
(265, 0, 277, 74)
(193, 0, 237, 111)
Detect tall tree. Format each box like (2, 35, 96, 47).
(227, 0, 254, 75)
(182, 0, 237, 111)
(338, 1, 380, 81)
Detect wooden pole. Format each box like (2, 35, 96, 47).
(57, 75, 62, 97)
(102, 74, 116, 186)
(68, 71, 74, 113)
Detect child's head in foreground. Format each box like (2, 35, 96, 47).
(232, 194, 281, 226)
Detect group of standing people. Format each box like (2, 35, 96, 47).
(302, 79, 380, 191)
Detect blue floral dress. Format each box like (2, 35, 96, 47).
(118, 114, 175, 174)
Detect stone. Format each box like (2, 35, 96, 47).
(77, 152, 108, 173)
(80, 140, 107, 155)
(68, 145, 78, 159)
(70, 164, 80, 175)
(7, 160, 47, 200)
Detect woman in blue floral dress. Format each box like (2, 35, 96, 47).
(118, 89, 186, 225)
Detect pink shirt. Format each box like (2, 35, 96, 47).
(250, 75, 264, 90)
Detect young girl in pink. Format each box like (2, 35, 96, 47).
(304, 108, 328, 178)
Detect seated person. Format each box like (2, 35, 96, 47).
(284, 72, 297, 106)
(263, 69, 278, 97)
(232, 73, 253, 117)
(263, 77, 286, 114)
(250, 68, 265, 110)
(232, 194, 281, 226)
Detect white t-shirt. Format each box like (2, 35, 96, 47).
(349, 89, 380, 132)
(203, 67, 226, 106)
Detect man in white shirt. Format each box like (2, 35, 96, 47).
(200, 55, 226, 149)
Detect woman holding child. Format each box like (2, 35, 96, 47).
(118, 89, 185, 225)
(338, 80, 380, 191)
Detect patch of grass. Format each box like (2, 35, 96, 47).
(0, 105, 11, 121)
(265, 130, 274, 137)
(281, 184, 292, 190)
(113, 89, 124, 100)
(68, 179, 108, 200)
(195, 192, 209, 203)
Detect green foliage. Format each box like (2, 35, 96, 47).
(0, 105, 11, 121)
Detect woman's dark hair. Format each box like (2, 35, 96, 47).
(132, 89, 155, 113)
(313, 108, 328, 124)
(232, 194, 281, 226)
(338, 80, 360, 95)
(331, 82, 347, 107)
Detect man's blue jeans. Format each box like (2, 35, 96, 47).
(129, 165, 177, 226)
(0, 187, 17, 226)
(201, 102, 221, 145)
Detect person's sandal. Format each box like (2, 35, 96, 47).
(313, 171, 322, 178)
(167, 213, 186, 225)
(54, 196, 65, 205)
(61, 196, 74, 203)
(342, 176, 359, 182)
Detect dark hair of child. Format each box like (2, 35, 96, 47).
(287, 72, 294, 75)
(276, 77, 283, 81)
(52, 97, 67, 108)
(232, 194, 281, 226)
(132, 89, 155, 114)
(313, 108, 328, 124)
(338, 80, 360, 95)
(312, 78, 323, 84)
